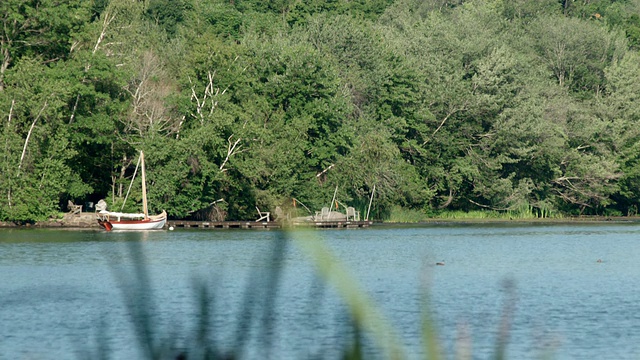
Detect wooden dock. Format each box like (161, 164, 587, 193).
(167, 220, 280, 229)
(291, 220, 373, 229)
(166, 220, 373, 229)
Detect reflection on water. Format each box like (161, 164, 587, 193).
(2, 224, 640, 359)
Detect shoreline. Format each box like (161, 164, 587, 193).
(388, 215, 640, 223)
(0, 212, 100, 229)
(2, 213, 640, 229)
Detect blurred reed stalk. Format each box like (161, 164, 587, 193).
(87, 230, 522, 360)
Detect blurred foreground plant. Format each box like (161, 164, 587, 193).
(82, 231, 520, 360)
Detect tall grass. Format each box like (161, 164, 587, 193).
(388, 204, 562, 223)
(87, 231, 522, 360)
(388, 206, 429, 223)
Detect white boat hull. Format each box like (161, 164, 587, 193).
(110, 218, 166, 230)
(98, 210, 167, 231)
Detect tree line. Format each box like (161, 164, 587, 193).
(2, 0, 640, 222)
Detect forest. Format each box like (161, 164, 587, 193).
(2, 0, 640, 222)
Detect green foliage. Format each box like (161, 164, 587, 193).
(602, 51, 640, 209)
(225, 33, 355, 210)
(145, 139, 227, 218)
(0, 0, 92, 65)
(499, 0, 560, 21)
(0, 56, 94, 221)
(625, 13, 640, 48)
(2, 0, 640, 221)
(194, 2, 243, 39)
(528, 15, 622, 97)
(145, 0, 187, 35)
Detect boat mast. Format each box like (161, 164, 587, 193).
(366, 184, 375, 221)
(140, 151, 149, 219)
(329, 185, 338, 211)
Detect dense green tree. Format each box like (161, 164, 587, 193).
(0, 0, 92, 91)
(186, 1, 244, 39)
(330, 117, 433, 212)
(499, 0, 560, 21)
(478, 81, 620, 214)
(0, 58, 92, 221)
(380, 1, 508, 209)
(2, 0, 640, 222)
(146, 0, 188, 35)
(601, 51, 640, 213)
(229, 33, 354, 211)
(527, 15, 618, 97)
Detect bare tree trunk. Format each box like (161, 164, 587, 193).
(18, 101, 47, 174)
(93, 10, 116, 56)
(6, 99, 12, 124)
(0, 46, 9, 92)
(5, 99, 14, 207)
(69, 94, 80, 124)
(438, 188, 454, 209)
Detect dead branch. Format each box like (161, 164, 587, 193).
(69, 94, 80, 124)
(316, 164, 335, 177)
(7, 99, 14, 124)
(468, 198, 511, 211)
(93, 10, 116, 55)
(176, 115, 185, 139)
(68, 10, 116, 124)
(432, 109, 459, 138)
(219, 135, 242, 172)
(186, 198, 225, 215)
(123, 51, 177, 137)
(189, 71, 230, 125)
(423, 105, 466, 145)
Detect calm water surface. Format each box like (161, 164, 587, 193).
(1, 223, 640, 359)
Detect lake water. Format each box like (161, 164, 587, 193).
(1, 223, 640, 359)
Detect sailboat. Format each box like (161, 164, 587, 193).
(97, 151, 167, 231)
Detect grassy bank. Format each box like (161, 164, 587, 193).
(384, 206, 640, 224)
(387, 205, 561, 223)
